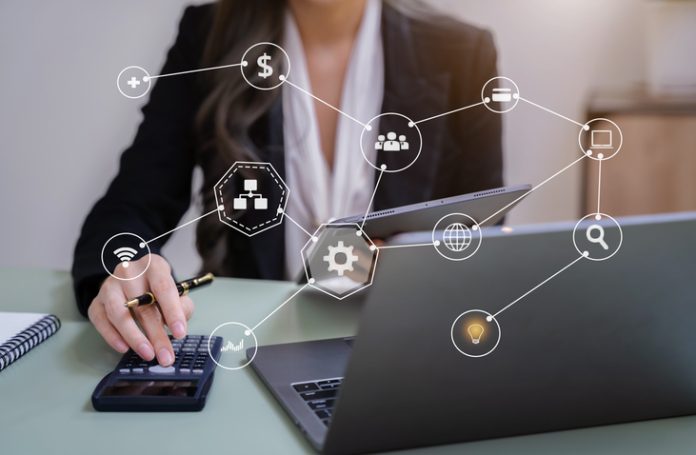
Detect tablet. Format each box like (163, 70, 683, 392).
(334, 184, 531, 239)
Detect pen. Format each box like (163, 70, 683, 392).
(124, 273, 215, 308)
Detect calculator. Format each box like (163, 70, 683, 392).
(92, 335, 223, 412)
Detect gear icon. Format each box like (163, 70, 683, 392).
(323, 241, 359, 277)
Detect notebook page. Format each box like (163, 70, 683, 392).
(0, 312, 47, 345)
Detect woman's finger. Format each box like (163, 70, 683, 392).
(101, 283, 155, 361)
(88, 299, 129, 353)
(146, 256, 187, 339)
(135, 303, 175, 366)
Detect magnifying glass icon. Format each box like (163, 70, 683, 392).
(586, 224, 609, 250)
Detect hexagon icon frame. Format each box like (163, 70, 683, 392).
(214, 161, 289, 237)
(301, 223, 379, 300)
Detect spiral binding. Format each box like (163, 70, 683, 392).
(0, 315, 61, 372)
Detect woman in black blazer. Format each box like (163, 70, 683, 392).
(72, 0, 502, 366)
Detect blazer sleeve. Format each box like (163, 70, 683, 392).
(71, 6, 209, 317)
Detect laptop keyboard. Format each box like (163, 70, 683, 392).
(292, 378, 343, 426)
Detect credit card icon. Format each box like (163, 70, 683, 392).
(492, 88, 512, 103)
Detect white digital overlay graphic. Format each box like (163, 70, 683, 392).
(117, 66, 152, 99)
(112, 40, 623, 365)
(302, 223, 379, 300)
(360, 112, 422, 173)
(481, 76, 520, 113)
(208, 321, 258, 371)
(214, 161, 289, 237)
(240, 42, 291, 91)
(432, 213, 482, 262)
(579, 118, 623, 161)
(451, 309, 501, 358)
(100, 232, 151, 281)
(573, 213, 623, 261)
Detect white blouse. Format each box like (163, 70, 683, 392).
(281, 0, 384, 279)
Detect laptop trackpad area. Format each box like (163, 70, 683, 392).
(252, 337, 352, 385)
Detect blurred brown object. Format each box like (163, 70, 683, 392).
(583, 87, 696, 217)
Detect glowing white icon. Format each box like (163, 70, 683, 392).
(586, 224, 609, 250)
(442, 223, 472, 252)
(591, 130, 613, 149)
(375, 132, 409, 152)
(467, 324, 485, 345)
(323, 241, 359, 277)
(257, 53, 273, 79)
(492, 87, 512, 103)
(126, 77, 141, 89)
(221, 339, 244, 353)
(233, 179, 268, 210)
(113, 247, 138, 268)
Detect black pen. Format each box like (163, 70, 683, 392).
(124, 273, 215, 308)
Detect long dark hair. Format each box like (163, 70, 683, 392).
(194, 0, 286, 274)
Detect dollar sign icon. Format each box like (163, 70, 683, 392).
(257, 53, 273, 79)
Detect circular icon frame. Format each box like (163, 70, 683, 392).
(450, 309, 501, 358)
(359, 112, 422, 174)
(578, 118, 623, 161)
(432, 213, 482, 262)
(208, 321, 258, 371)
(572, 212, 623, 261)
(100, 232, 151, 281)
(240, 42, 291, 91)
(481, 76, 520, 113)
(116, 66, 152, 99)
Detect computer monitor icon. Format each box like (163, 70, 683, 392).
(591, 130, 613, 149)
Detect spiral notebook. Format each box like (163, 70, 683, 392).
(0, 312, 61, 372)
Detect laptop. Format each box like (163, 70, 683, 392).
(250, 212, 696, 454)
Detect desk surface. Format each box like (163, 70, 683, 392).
(2, 268, 696, 454)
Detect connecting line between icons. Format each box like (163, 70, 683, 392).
(487, 254, 586, 321)
(378, 242, 435, 250)
(479, 154, 588, 226)
(278, 208, 317, 240)
(142, 207, 222, 245)
(144, 62, 245, 81)
(411, 101, 488, 125)
(249, 284, 308, 332)
(517, 96, 587, 129)
(280, 77, 369, 129)
(359, 167, 386, 232)
(596, 159, 603, 214)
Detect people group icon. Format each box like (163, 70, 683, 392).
(375, 131, 409, 152)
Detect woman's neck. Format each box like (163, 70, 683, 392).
(288, 0, 367, 46)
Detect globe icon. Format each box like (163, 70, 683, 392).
(442, 223, 472, 252)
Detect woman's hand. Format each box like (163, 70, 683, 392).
(87, 254, 194, 366)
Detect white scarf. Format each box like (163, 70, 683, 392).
(282, 0, 384, 279)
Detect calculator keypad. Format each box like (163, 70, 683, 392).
(116, 335, 219, 376)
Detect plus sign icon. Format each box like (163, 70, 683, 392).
(117, 65, 151, 99)
(126, 77, 140, 89)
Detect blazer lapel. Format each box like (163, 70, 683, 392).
(245, 97, 287, 280)
(375, 4, 451, 210)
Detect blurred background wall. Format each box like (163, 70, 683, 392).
(0, 0, 691, 276)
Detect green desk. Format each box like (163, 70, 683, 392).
(2, 268, 696, 454)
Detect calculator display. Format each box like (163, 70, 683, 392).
(92, 335, 222, 411)
(102, 380, 199, 397)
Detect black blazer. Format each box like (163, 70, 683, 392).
(72, 2, 503, 316)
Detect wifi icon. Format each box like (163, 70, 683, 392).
(113, 246, 138, 268)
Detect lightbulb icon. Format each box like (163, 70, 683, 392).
(467, 324, 485, 345)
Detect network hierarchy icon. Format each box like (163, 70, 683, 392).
(111, 41, 623, 368)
